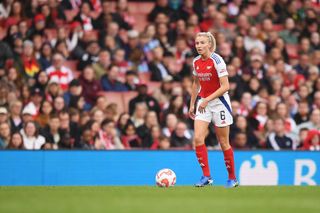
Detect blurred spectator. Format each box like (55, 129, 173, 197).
(41, 114, 67, 149)
(77, 41, 100, 70)
(6, 131, 24, 149)
(121, 121, 141, 149)
(279, 18, 299, 44)
(266, 117, 294, 150)
(46, 53, 74, 91)
(244, 26, 266, 54)
(232, 131, 249, 150)
(158, 135, 170, 150)
(148, 46, 171, 81)
(21, 121, 45, 150)
(5, 1, 24, 27)
(74, 2, 94, 31)
(113, 48, 129, 73)
(131, 102, 147, 128)
(34, 71, 49, 91)
(231, 115, 259, 149)
(149, 125, 163, 149)
(15, 40, 41, 83)
(302, 130, 320, 151)
(98, 119, 124, 150)
(148, 0, 173, 22)
(79, 127, 96, 150)
(0, 122, 11, 149)
(294, 101, 310, 125)
(136, 111, 159, 148)
(129, 84, 161, 116)
(163, 95, 188, 121)
(153, 78, 173, 107)
(8, 100, 22, 132)
(63, 79, 82, 108)
(101, 64, 127, 92)
(124, 71, 139, 91)
(115, 0, 135, 29)
(36, 100, 53, 128)
(0, 107, 9, 123)
(92, 50, 111, 80)
(170, 121, 191, 149)
(297, 108, 320, 132)
(256, 1, 277, 23)
(59, 110, 80, 147)
(79, 66, 101, 107)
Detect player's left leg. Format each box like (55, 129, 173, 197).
(215, 126, 239, 188)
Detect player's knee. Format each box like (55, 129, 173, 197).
(193, 135, 205, 146)
(218, 138, 230, 150)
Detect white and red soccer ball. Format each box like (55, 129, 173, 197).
(155, 168, 176, 187)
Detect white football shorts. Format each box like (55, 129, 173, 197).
(195, 94, 233, 127)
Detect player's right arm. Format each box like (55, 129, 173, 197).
(189, 75, 200, 120)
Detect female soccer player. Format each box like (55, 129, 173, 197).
(189, 32, 239, 188)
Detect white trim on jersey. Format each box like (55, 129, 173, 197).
(192, 55, 201, 76)
(211, 53, 228, 78)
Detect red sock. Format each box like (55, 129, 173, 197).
(223, 148, 236, 180)
(195, 144, 210, 177)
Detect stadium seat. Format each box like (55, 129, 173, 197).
(273, 24, 284, 32)
(138, 72, 151, 83)
(147, 82, 161, 94)
(98, 91, 125, 113)
(128, 2, 154, 14)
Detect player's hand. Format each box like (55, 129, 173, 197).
(189, 106, 195, 120)
(198, 99, 208, 113)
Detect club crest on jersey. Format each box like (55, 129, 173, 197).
(196, 66, 199, 70)
(206, 66, 211, 69)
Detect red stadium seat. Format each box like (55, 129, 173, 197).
(147, 82, 161, 94)
(98, 91, 125, 113)
(138, 72, 151, 83)
(128, 2, 154, 14)
(273, 24, 284, 32)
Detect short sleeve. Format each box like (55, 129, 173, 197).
(212, 53, 228, 78)
(192, 58, 197, 76)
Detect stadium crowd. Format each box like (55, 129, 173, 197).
(0, 0, 319, 151)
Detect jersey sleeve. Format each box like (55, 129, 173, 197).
(192, 58, 197, 76)
(212, 53, 228, 78)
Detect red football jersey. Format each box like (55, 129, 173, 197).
(193, 53, 228, 98)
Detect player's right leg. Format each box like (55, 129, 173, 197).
(193, 119, 212, 187)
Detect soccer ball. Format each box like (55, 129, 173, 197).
(155, 168, 176, 187)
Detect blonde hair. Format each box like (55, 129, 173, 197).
(196, 32, 216, 52)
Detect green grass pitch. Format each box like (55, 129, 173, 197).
(0, 186, 319, 213)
